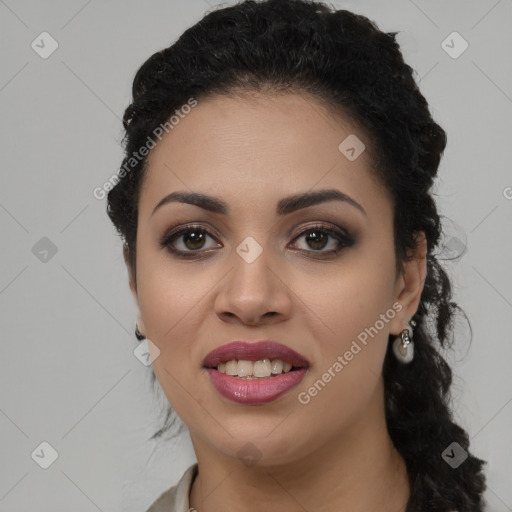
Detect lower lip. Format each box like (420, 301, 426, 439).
(205, 368, 308, 405)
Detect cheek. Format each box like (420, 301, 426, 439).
(135, 253, 216, 420)
(136, 242, 206, 345)
(292, 250, 396, 414)
(295, 250, 396, 349)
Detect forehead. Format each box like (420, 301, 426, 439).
(139, 92, 390, 220)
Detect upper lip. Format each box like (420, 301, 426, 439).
(202, 341, 310, 368)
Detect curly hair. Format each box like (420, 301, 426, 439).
(106, 0, 487, 509)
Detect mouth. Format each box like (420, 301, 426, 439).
(202, 340, 309, 404)
(202, 340, 309, 375)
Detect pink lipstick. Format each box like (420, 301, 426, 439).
(203, 341, 309, 405)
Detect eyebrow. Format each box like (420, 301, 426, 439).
(151, 188, 367, 217)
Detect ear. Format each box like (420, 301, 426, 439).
(123, 243, 137, 297)
(389, 231, 427, 335)
(123, 243, 146, 334)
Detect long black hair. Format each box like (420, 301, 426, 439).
(106, 1, 487, 509)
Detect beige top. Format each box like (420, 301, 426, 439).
(145, 463, 198, 512)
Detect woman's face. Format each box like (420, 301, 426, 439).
(130, 92, 421, 465)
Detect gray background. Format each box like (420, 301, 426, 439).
(1, 0, 511, 510)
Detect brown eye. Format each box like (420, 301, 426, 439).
(181, 229, 207, 250)
(160, 225, 220, 257)
(302, 229, 330, 250)
(160, 223, 354, 259)
(290, 224, 354, 255)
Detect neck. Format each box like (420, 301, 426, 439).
(189, 387, 410, 512)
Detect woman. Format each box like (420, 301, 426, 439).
(106, 0, 487, 510)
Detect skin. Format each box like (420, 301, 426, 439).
(126, 91, 427, 512)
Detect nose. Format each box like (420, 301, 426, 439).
(214, 244, 293, 326)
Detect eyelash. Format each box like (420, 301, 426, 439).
(160, 223, 355, 259)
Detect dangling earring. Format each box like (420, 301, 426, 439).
(392, 318, 416, 363)
(135, 324, 146, 341)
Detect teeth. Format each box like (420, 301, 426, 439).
(237, 360, 253, 377)
(225, 360, 238, 376)
(253, 359, 271, 377)
(271, 359, 283, 374)
(216, 359, 295, 377)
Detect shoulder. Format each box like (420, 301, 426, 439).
(145, 463, 198, 512)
